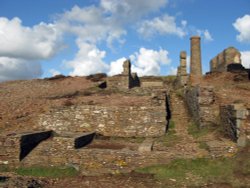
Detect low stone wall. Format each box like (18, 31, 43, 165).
(220, 104, 250, 146)
(185, 86, 217, 127)
(38, 104, 166, 137)
(0, 135, 19, 167)
(141, 81, 163, 88)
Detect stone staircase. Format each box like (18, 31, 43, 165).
(168, 92, 208, 157)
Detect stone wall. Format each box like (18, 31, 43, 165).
(220, 104, 250, 146)
(210, 47, 242, 72)
(0, 135, 19, 167)
(38, 103, 166, 137)
(185, 86, 217, 127)
(1, 131, 175, 175)
(141, 81, 163, 88)
(0, 131, 54, 167)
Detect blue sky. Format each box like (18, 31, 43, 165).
(0, 0, 250, 81)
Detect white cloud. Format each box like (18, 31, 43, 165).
(56, 1, 170, 77)
(64, 41, 109, 76)
(138, 15, 186, 38)
(241, 51, 250, 69)
(0, 17, 62, 82)
(49, 69, 61, 76)
(100, 0, 168, 22)
(108, 48, 171, 76)
(203, 30, 213, 42)
(0, 57, 42, 82)
(108, 57, 127, 76)
(0, 17, 62, 60)
(196, 29, 213, 42)
(130, 48, 171, 76)
(233, 15, 250, 43)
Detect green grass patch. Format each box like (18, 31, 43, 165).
(136, 157, 234, 186)
(199, 142, 210, 151)
(188, 122, 211, 139)
(16, 166, 79, 178)
(156, 120, 182, 147)
(175, 88, 185, 99)
(0, 165, 11, 173)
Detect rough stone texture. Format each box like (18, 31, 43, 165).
(176, 51, 188, 87)
(141, 81, 163, 88)
(138, 139, 154, 152)
(0, 135, 19, 167)
(210, 47, 242, 73)
(220, 104, 250, 146)
(38, 104, 166, 137)
(107, 59, 140, 89)
(185, 86, 217, 127)
(190, 36, 202, 82)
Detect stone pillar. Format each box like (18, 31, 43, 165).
(122, 59, 131, 75)
(190, 36, 202, 82)
(180, 51, 187, 74)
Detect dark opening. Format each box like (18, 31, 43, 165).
(0, 176, 9, 183)
(165, 94, 172, 133)
(19, 131, 53, 161)
(227, 63, 245, 73)
(98, 81, 107, 89)
(74, 132, 96, 149)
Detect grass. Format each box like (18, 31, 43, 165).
(175, 88, 185, 99)
(157, 120, 182, 147)
(199, 142, 210, 151)
(136, 157, 234, 186)
(16, 166, 79, 178)
(0, 165, 11, 173)
(187, 122, 211, 139)
(137, 144, 250, 187)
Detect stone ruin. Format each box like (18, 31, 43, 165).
(107, 59, 140, 89)
(210, 47, 242, 72)
(175, 36, 250, 146)
(176, 51, 188, 87)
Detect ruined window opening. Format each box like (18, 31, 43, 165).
(19, 131, 53, 161)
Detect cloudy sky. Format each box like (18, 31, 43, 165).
(0, 0, 249, 82)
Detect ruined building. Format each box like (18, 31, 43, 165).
(107, 59, 140, 89)
(210, 47, 244, 72)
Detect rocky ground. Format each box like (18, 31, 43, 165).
(0, 72, 249, 187)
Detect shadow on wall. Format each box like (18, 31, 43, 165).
(165, 94, 172, 133)
(19, 131, 96, 161)
(19, 131, 53, 161)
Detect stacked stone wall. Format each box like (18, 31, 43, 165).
(185, 86, 217, 127)
(38, 104, 166, 137)
(0, 135, 19, 167)
(220, 104, 250, 146)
